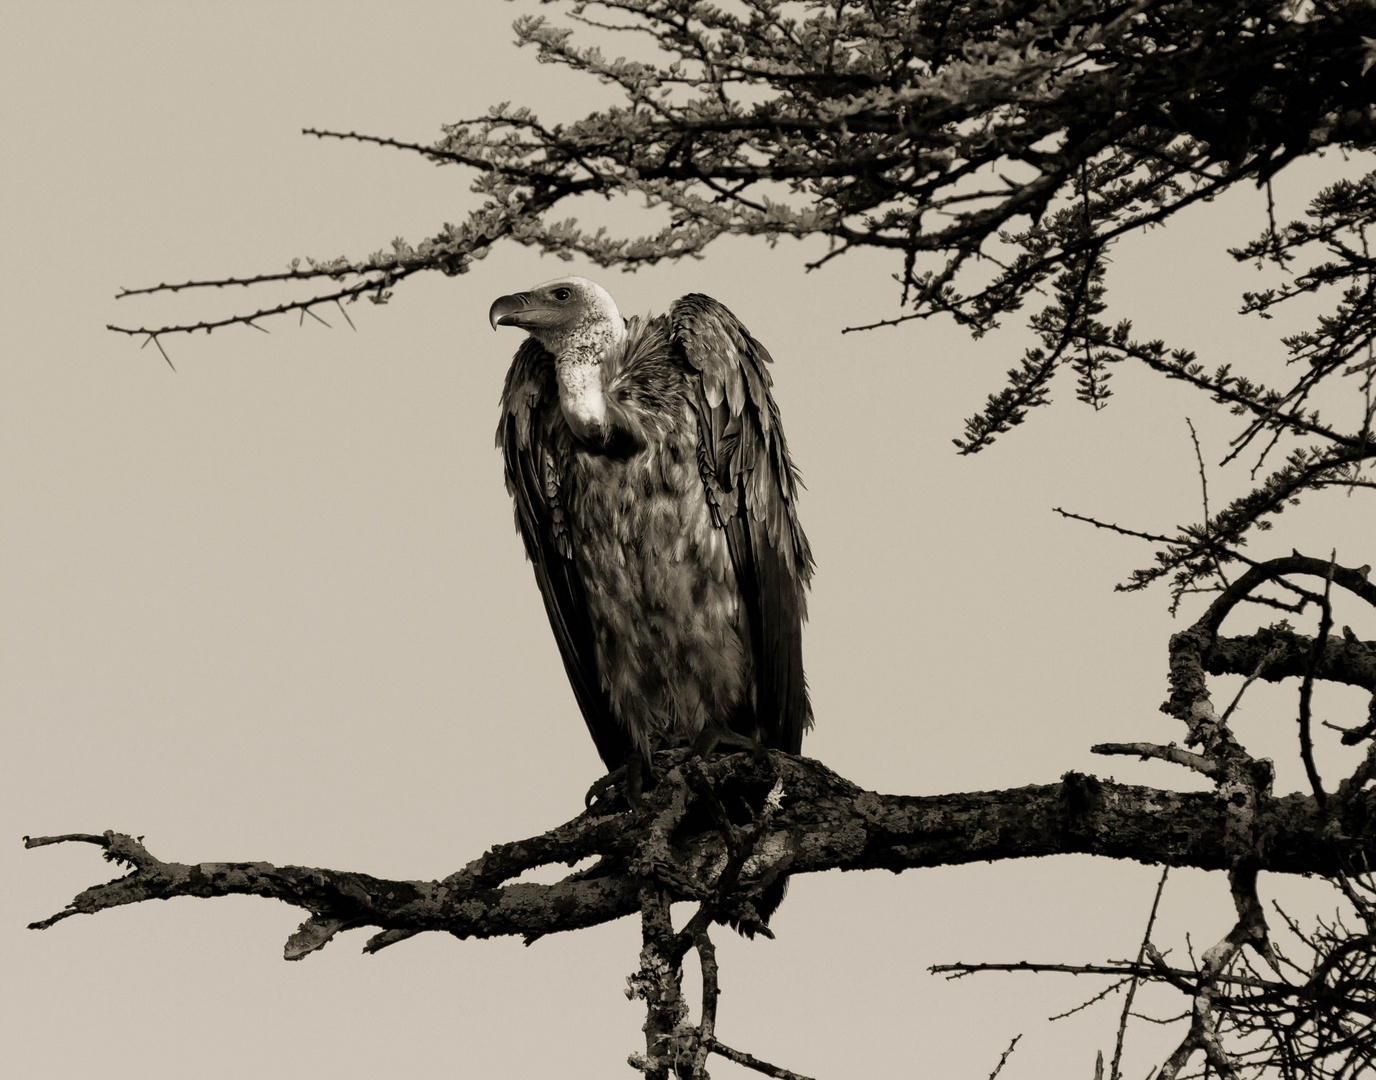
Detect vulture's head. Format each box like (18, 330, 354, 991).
(488, 276, 625, 360)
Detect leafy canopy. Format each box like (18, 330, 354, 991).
(112, 0, 1376, 604)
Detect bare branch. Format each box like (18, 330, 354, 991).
(707, 1040, 817, 1080)
(1092, 742, 1220, 778)
(1110, 868, 1170, 1080)
(987, 1034, 1022, 1080)
(27, 755, 1376, 956)
(1298, 554, 1339, 807)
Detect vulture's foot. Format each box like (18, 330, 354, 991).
(583, 756, 648, 810)
(584, 766, 626, 809)
(691, 727, 762, 762)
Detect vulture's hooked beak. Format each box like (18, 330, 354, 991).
(489, 292, 543, 331)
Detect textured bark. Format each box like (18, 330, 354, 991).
(26, 754, 1376, 958)
(1205, 628, 1376, 694)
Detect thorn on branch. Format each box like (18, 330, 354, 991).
(138, 332, 175, 371)
(300, 306, 332, 329)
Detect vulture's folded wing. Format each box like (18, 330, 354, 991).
(671, 294, 814, 754)
(496, 338, 630, 772)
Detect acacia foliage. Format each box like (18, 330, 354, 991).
(113, 0, 1376, 605)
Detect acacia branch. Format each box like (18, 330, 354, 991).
(26, 756, 1376, 959)
(106, 273, 423, 339)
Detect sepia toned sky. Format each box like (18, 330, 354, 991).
(4, 4, 1374, 1077)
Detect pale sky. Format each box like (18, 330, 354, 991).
(4, 4, 1373, 1078)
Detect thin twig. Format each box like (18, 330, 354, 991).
(1187, 418, 1228, 590)
(708, 1040, 817, 1080)
(1053, 508, 1178, 545)
(929, 960, 1290, 995)
(301, 127, 497, 171)
(1297, 553, 1337, 807)
(108, 273, 416, 339)
(1218, 646, 1285, 728)
(1110, 868, 1170, 1080)
(988, 1033, 1022, 1079)
(1049, 977, 1135, 1021)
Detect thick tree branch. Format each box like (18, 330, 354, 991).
(26, 756, 1376, 959)
(1204, 627, 1376, 693)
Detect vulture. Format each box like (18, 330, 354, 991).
(489, 276, 813, 929)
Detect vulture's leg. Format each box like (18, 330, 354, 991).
(625, 752, 646, 807)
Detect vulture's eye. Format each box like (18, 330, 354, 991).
(552, 288, 572, 301)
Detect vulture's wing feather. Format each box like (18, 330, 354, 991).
(497, 338, 630, 771)
(671, 295, 814, 754)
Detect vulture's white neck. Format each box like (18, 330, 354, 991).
(547, 309, 626, 439)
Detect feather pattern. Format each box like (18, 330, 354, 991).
(498, 338, 631, 770)
(671, 293, 814, 755)
(497, 290, 812, 766)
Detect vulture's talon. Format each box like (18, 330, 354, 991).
(585, 767, 627, 808)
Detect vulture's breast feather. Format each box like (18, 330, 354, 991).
(560, 322, 752, 754)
